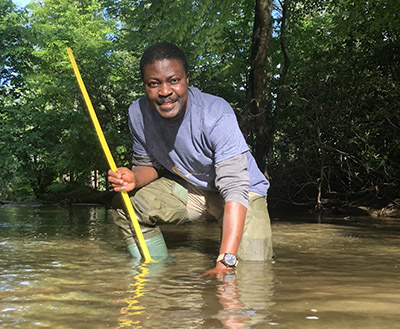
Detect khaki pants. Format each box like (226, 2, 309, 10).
(111, 176, 273, 261)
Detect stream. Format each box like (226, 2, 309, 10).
(0, 204, 399, 328)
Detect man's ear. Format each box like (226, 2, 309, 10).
(186, 72, 190, 83)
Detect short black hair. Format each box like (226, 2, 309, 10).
(140, 42, 189, 79)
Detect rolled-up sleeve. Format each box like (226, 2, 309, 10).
(215, 152, 250, 208)
(131, 153, 162, 170)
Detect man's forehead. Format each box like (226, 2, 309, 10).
(143, 59, 187, 78)
(145, 59, 185, 70)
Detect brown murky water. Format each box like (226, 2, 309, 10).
(0, 205, 399, 329)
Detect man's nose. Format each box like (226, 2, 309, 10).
(158, 82, 172, 97)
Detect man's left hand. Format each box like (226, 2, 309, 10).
(200, 261, 234, 278)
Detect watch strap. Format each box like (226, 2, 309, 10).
(217, 253, 238, 267)
(216, 254, 225, 263)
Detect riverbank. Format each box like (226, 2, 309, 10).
(269, 194, 400, 219)
(2, 192, 399, 219)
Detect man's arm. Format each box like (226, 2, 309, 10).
(216, 201, 247, 269)
(202, 153, 249, 275)
(108, 150, 161, 192)
(202, 200, 247, 275)
(108, 165, 158, 192)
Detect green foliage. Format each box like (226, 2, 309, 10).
(1, 0, 118, 200)
(104, 0, 254, 106)
(1, 0, 398, 208)
(269, 0, 400, 205)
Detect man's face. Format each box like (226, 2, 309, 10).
(143, 59, 189, 121)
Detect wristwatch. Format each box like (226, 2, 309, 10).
(217, 253, 238, 268)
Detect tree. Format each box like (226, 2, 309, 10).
(1, 0, 123, 200)
(241, 0, 274, 173)
(0, 0, 37, 199)
(269, 0, 400, 208)
(1, 0, 398, 209)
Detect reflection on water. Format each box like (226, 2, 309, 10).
(0, 205, 399, 329)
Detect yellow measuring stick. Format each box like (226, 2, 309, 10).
(66, 48, 152, 262)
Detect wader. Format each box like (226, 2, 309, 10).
(111, 175, 273, 261)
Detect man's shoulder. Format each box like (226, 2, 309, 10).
(189, 87, 233, 116)
(128, 95, 149, 124)
(129, 95, 148, 113)
(127, 96, 150, 136)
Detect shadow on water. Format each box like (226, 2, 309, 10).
(1, 204, 400, 329)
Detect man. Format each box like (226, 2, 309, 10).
(108, 42, 273, 275)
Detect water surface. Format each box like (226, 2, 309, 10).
(0, 205, 399, 328)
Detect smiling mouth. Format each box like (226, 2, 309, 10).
(159, 102, 176, 111)
(157, 98, 178, 111)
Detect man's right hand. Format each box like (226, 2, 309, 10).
(108, 167, 136, 192)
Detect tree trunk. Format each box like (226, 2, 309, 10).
(242, 0, 274, 173)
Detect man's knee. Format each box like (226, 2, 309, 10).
(111, 177, 189, 226)
(237, 194, 274, 261)
(110, 195, 136, 245)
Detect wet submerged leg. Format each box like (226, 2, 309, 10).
(237, 193, 274, 261)
(111, 177, 189, 259)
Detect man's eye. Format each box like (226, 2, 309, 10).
(170, 78, 180, 84)
(148, 81, 159, 87)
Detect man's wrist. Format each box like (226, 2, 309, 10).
(216, 261, 228, 269)
(216, 253, 238, 268)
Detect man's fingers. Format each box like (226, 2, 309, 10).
(108, 169, 120, 178)
(107, 176, 122, 184)
(107, 167, 132, 191)
(200, 267, 233, 278)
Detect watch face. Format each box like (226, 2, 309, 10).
(224, 253, 237, 267)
